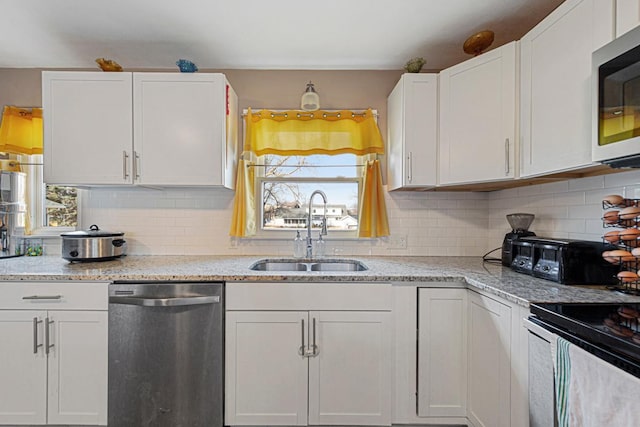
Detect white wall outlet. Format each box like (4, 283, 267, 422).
(387, 235, 408, 250)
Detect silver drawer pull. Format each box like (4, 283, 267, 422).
(109, 295, 220, 307)
(23, 295, 62, 300)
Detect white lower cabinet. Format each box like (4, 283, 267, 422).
(226, 310, 392, 426)
(0, 282, 108, 426)
(417, 288, 468, 418)
(467, 290, 512, 427)
(225, 282, 393, 426)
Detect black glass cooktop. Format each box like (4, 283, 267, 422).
(530, 303, 640, 366)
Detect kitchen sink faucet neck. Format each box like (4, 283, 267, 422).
(306, 190, 328, 258)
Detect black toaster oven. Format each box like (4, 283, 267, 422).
(511, 237, 618, 285)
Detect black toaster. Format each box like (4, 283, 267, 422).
(510, 237, 618, 285)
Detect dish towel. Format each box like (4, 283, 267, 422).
(552, 336, 640, 427)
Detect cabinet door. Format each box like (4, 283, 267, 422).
(225, 311, 308, 426)
(616, 0, 640, 37)
(133, 73, 228, 186)
(308, 311, 391, 426)
(439, 42, 517, 185)
(387, 74, 438, 190)
(47, 310, 108, 426)
(520, 0, 614, 177)
(42, 71, 133, 185)
(0, 311, 47, 424)
(417, 288, 467, 417)
(467, 292, 512, 427)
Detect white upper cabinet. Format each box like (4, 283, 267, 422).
(439, 41, 517, 185)
(133, 73, 237, 186)
(43, 71, 237, 188)
(616, 0, 640, 37)
(520, 0, 615, 177)
(387, 73, 438, 190)
(43, 72, 133, 185)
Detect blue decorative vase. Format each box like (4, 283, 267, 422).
(176, 59, 198, 73)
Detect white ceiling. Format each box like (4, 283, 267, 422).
(0, 0, 564, 71)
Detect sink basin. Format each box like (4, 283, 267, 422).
(249, 261, 308, 271)
(249, 259, 368, 272)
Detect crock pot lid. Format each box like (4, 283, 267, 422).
(60, 224, 124, 238)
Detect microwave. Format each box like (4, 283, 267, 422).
(593, 25, 640, 168)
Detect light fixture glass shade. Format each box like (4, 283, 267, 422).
(301, 81, 320, 111)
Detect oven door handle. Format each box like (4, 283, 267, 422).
(109, 295, 220, 307)
(523, 317, 557, 342)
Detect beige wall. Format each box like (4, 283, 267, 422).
(0, 68, 403, 139)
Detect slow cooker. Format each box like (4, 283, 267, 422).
(61, 224, 126, 262)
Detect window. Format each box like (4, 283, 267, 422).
(232, 108, 388, 239)
(15, 154, 77, 233)
(256, 153, 364, 234)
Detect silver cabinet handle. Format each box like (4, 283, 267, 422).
(298, 318, 306, 357)
(133, 151, 141, 180)
(22, 295, 62, 300)
(310, 317, 319, 357)
(123, 151, 130, 180)
(407, 152, 413, 183)
(109, 295, 220, 307)
(45, 317, 54, 355)
(33, 317, 42, 354)
(505, 138, 510, 175)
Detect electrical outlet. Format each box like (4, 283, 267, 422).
(387, 235, 407, 250)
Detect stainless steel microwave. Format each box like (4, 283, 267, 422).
(593, 24, 640, 167)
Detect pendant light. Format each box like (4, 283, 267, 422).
(301, 81, 320, 111)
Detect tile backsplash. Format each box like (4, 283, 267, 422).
(488, 169, 640, 247)
(71, 169, 640, 257)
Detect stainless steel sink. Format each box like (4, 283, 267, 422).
(249, 261, 308, 271)
(249, 259, 368, 272)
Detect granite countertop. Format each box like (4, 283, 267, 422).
(2, 255, 640, 307)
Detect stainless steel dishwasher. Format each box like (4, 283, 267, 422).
(108, 282, 224, 427)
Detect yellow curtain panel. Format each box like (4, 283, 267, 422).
(358, 159, 390, 238)
(229, 156, 256, 237)
(245, 108, 384, 156)
(0, 106, 43, 155)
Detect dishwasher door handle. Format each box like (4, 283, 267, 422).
(109, 295, 220, 307)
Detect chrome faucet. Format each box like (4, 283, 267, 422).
(306, 190, 328, 258)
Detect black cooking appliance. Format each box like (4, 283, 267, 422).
(501, 213, 536, 266)
(530, 302, 640, 378)
(510, 237, 618, 285)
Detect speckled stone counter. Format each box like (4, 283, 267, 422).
(2, 255, 639, 307)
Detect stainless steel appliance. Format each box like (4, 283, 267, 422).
(0, 170, 26, 258)
(61, 224, 126, 261)
(501, 213, 536, 266)
(593, 24, 640, 167)
(529, 302, 640, 376)
(525, 303, 640, 426)
(108, 282, 224, 427)
(510, 237, 618, 284)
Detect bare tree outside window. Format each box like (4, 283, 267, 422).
(45, 185, 77, 227)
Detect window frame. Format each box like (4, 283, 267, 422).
(21, 154, 78, 236)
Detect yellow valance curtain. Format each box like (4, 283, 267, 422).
(0, 106, 43, 155)
(244, 108, 384, 156)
